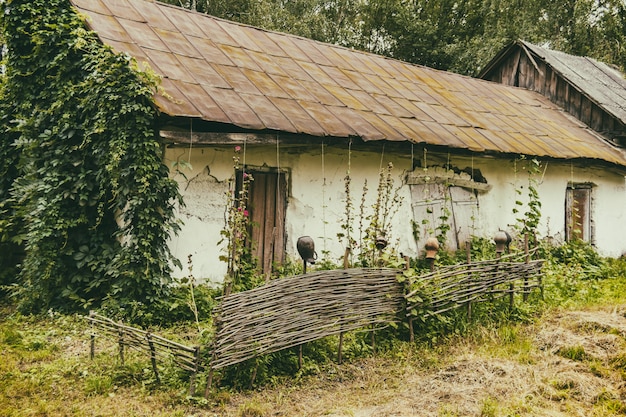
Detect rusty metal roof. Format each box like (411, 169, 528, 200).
(481, 40, 626, 126)
(70, 0, 626, 167)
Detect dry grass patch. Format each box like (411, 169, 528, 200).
(4, 304, 626, 416)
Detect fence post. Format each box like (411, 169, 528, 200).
(494, 231, 514, 309)
(204, 353, 216, 398)
(403, 256, 415, 343)
(188, 346, 201, 396)
(465, 241, 473, 321)
(205, 311, 222, 398)
(89, 311, 96, 360)
(338, 249, 350, 365)
(146, 332, 160, 384)
(338, 330, 344, 365)
(118, 324, 125, 366)
(523, 234, 530, 302)
(250, 358, 258, 389)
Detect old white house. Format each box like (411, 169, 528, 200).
(71, 0, 626, 282)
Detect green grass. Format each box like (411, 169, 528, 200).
(1, 251, 626, 416)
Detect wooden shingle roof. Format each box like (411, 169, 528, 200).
(70, 0, 626, 168)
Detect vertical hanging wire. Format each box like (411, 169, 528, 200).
(242, 136, 247, 172)
(346, 138, 353, 265)
(188, 119, 193, 166)
(273, 133, 281, 280)
(347, 137, 352, 175)
(322, 140, 327, 256)
(276, 133, 281, 208)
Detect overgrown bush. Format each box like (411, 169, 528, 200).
(98, 283, 220, 328)
(0, 0, 183, 312)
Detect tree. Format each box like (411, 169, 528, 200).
(160, 0, 626, 75)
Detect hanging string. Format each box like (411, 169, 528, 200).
(322, 140, 327, 255)
(346, 138, 353, 262)
(410, 143, 414, 171)
(188, 119, 193, 165)
(348, 137, 352, 175)
(242, 135, 248, 172)
(379, 143, 386, 171)
(276, 133, 281, 201)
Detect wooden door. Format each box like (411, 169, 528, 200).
(565, 184, 591, 242)
(246, 170, 287, 276)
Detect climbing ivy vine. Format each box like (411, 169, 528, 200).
(512, 155, 543, 246)
(0, 0, 183, 311)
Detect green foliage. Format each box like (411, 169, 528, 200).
(512, 156, 543, 246)
(557, 345, 588, 362)
(538, 239, 626, 308)
(99, 283, 219, 328)
(218, 148, 264, 294)
(340, 161, 404, 268)
(0, 0, 183, 312)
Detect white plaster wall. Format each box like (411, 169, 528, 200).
(165, 143, 415, 282)
(165, 144, 626, 283)
(430, 153, 626, 257)
(285, 145, 416, 263)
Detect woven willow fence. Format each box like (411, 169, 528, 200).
(87, 312, 203, 395)
(207, 255, 543, 388)
(209, 268, 405, 371)
(86, 253, 543, 394)
(405, 257, 544, 318)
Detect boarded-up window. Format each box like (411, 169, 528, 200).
(410, 183, 478, 252)
(565, 183, 592, 242)
(237, 169, 287, 276)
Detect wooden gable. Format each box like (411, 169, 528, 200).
(479, 40, 626, 147)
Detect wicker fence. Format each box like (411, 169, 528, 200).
(406, 260, 543, 315)
(86, 312, 203, 395)
(206, 254, 543, 388)
(405, 257, 544, 318)
(209, 268, 405, 371)
(87, 253, 543, 395)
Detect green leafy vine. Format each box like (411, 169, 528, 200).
(0, 0, 183, 311)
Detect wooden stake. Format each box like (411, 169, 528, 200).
(90, 332, 95, 360)
(465, 241, 472, 321)
(523, 234, 529, 302)
(204, 354, 216, 399)
(147, 333, 160, 384)
(118, 326, 125, 366)
(189, 347, 201, 396)
(338, 332, 343, 364)
(403, 256, 414, 343)
(250, 360, 258, 388)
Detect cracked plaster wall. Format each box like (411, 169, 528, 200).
(164, 145, 626, 283)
